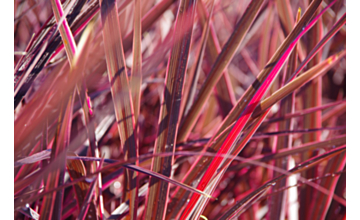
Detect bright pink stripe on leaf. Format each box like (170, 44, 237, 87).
(180, 1, 337, 218)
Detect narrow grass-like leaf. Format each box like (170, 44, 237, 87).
(179, 1, 332, 217)
(181, 0, 215, 119)
(190, 109, 271, 219)
(177, 0, 265, 142)
(170, 0, 323, 216)
(269, 7, 301, 216)
(258, 3, 274, 70)
(144, 0, 197, 219)
(286, 12, 346, 84)
(306, 22, 327, 217)
(228, 134, 346, 171)
(15, 144, 346, 212)
(263, 100, 346, 124)
(14, 22, 94, 195)
(76, 157, 104, 220)
(130, 0, 142, 123)
(301, 13, 327, 219)
(195, 0, 236, 117)
(52, 8, 110, 204)
(186, 46, 344, 218)
(14, 133, 346, 169)
(99, 0, 139, 218)
(253, 51, 346, 118)
(322, 101, 346, 124)
(324, 166, 346, 220)
(15, 155, 214, 210)
(218, 145, 346, 220)
(14, 0, 87, 108)
(275, 0, 294, 36)
(126, 164, 214, 199)
(50, 0, 77, 62)
(66, 152, 99, 220)
(50, 0, 133, 62)
(14, 141, 43, 182)
(40, 95, 73, 220)
(122, 0, 176, 52)
(14, 0, 346, 218)
(308, 152, 346, 220)
(215, 0, 331, 137)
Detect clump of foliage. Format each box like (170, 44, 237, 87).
(14, 0, 346, 219)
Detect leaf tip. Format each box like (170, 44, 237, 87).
(200, 215, 208, 220)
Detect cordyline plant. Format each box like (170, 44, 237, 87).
(14, 0, 346, 219)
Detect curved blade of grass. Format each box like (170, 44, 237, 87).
(15, 146, 346, 211)
(99, 0, 139, 218)
(126, 164, 214, 200)
(144, 0, 197, 219)
(218, 145, 346, 220)
(14, 132, 346, 169)
(15, 156, 214, 210)
(127, 4, 143, 214)
(177, 0, 265, 142)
